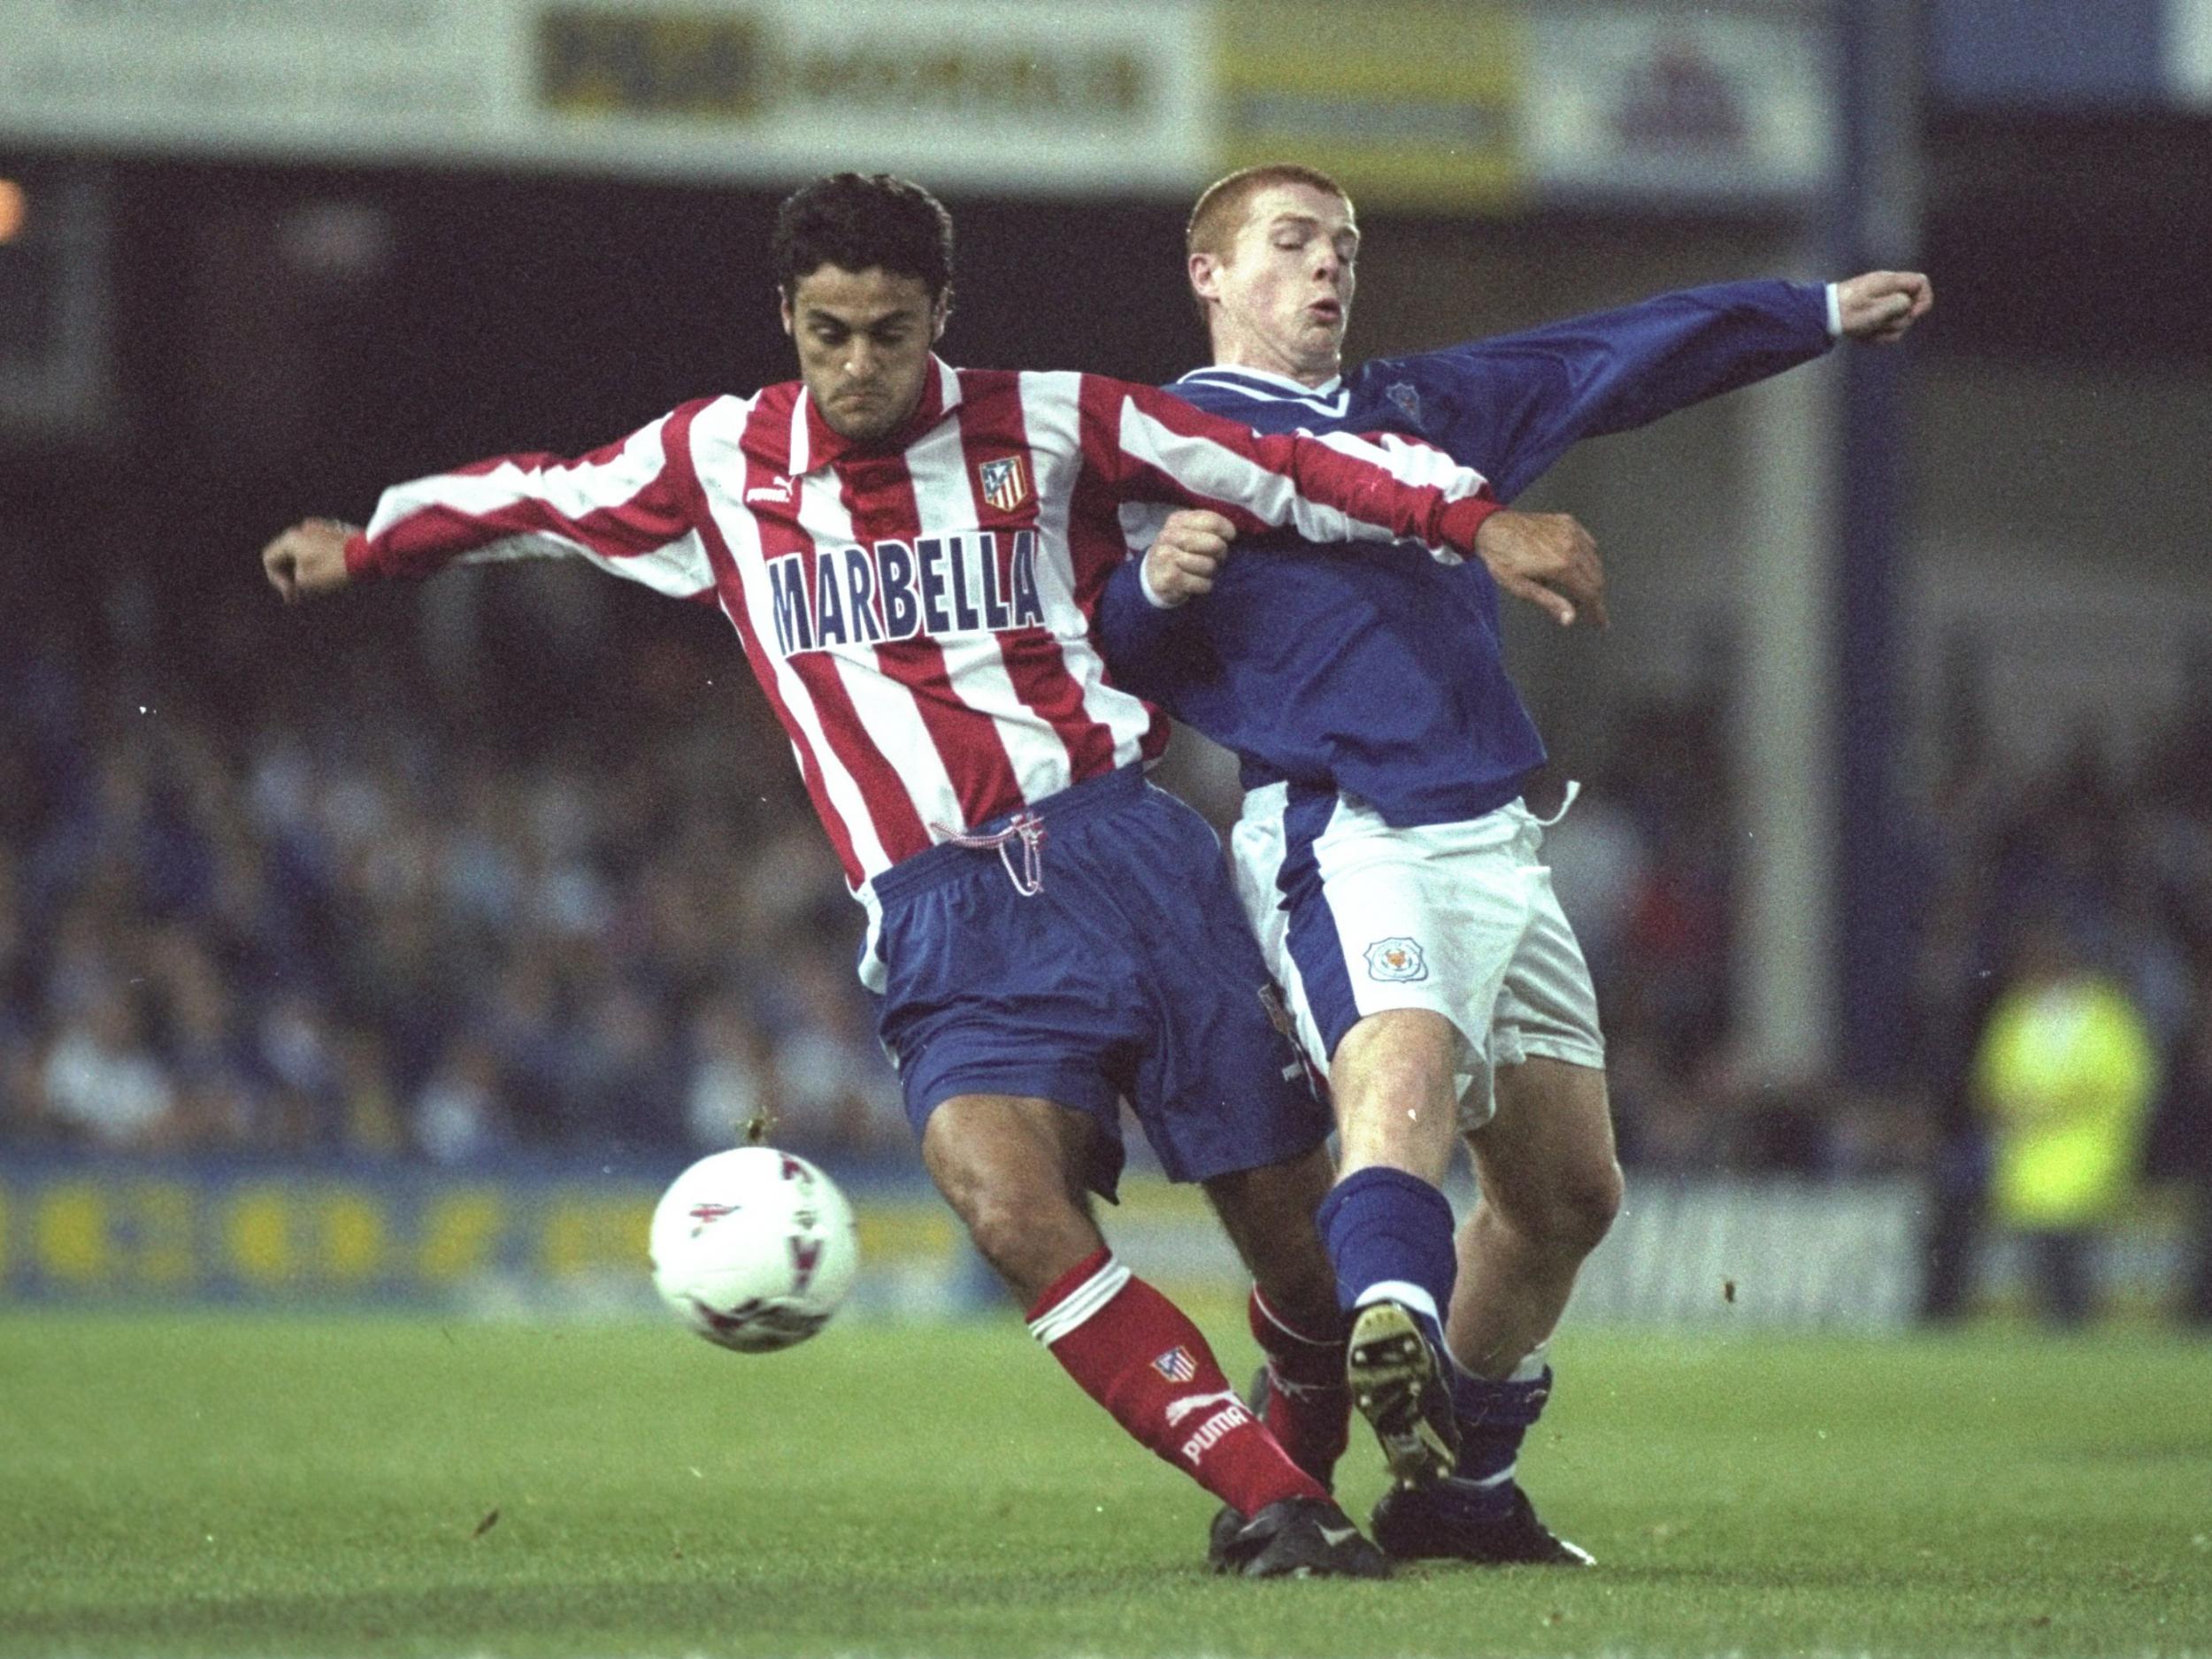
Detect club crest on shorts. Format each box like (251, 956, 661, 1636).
(1151, 1346, 1199, 1383)
(1364, 936, 1429, 983)
(976, 455, 1032, 513)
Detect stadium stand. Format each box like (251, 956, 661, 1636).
(6, 626, 2208, 1233)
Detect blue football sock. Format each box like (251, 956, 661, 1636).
(1314, 1165, 1456, 1356)
(1432, 1361, 1553, 1517)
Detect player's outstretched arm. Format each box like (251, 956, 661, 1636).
(1141, 510, 1235, 608)
(261, 518, 357, 603)
(1834, 271, 1933, 343)
(308, 407, 717, 598)
(1353, 280, 1838, 504)
(1094, 380, 1499, 562)
(1474, 510, 1607, 629)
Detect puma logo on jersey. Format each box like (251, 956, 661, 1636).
(746, 475, 795, 503)
(767, 529, 1044, 657)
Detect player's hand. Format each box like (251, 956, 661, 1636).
(262, 518, 358, 603)
(1473, 510, 1606, 629)
(1835, 271, 1932, 344)
(1142, 509, 1235, 607)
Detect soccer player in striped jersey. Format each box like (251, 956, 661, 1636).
(259, 172, 1599, 1578)
(1097, 164, 1932, 1567)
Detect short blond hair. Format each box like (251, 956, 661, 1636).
(1186, 164, 1352, 262)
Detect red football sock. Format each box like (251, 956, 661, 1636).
(1248, 1286, 1352, 1488)
(1028, 1249, 1325, 1519)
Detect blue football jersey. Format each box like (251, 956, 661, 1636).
(1093, 280, 1833, 826)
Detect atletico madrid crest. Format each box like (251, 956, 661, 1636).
(977, 455, 1032, 513)
(1151, 1346, 1199, 1383)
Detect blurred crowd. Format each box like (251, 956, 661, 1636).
(3, 621, 2208, 1317)
(1539, 679, 2212, 1323)
(0, 631, 906, 1167)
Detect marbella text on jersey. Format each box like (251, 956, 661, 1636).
(765, 530, 1045, 658)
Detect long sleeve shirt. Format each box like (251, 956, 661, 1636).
(346, 356, 1502, 895)
(1093, 280, 1836, 826)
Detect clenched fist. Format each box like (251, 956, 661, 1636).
(1835, 271, 1932, 345)
(262, 518, 358, 603)
(1142, 509, 1236, 608)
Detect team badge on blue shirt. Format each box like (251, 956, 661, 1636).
(1364, 937, 1429, 983)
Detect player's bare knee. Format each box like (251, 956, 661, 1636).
(1514, 1160, 1621, 1258)
(1477, 1156, 1621, 1260)
(959, 1198, 1051, 1280)
(1549, 1158, 1624, 1256)
(1335, 1009, 1459, 1086)
(957, 1182, 1096, 1296)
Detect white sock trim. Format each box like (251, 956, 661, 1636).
(1026, 1256, 1133, 1347)
(1250, 1286, 1340, 1348)
(1445, 1340, 1550, 1385)
(1353, 1280, 1440, 1326)
(1508, 1342, 1549, 1385)
(1465, 1461, 1517, 1491)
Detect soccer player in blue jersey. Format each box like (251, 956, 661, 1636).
(1097, 164, 1931, 1566)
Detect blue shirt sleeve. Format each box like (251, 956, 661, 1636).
(1091, 553, 1192, 705)
(1348, 280, 1833, 502)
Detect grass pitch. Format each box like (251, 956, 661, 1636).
(3, 1307, 2208, 1657)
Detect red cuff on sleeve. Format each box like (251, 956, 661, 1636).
(1438, 492, 1502, 552)
(342, 531, 377, 581)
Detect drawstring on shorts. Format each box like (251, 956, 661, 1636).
(1531, 779, 1582, 828)
(929, 812, 1048, 896)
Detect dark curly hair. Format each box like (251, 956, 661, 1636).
(772, 173, 955, 302)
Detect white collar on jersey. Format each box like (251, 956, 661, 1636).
(1174, 364, 1348, 415)
(791, 354, 964, 474)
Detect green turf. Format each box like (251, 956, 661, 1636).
(3, 1308, 2208, 1657)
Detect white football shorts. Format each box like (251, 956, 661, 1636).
(1231, 782, 1606, 1130)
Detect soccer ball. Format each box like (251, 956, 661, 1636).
(648, 1147, 860, 1352)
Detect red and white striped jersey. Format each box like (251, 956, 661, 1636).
(349, 357, 1499, 899)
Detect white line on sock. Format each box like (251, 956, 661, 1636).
(1353, 1280, 1440, 1326)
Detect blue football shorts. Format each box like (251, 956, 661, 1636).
(869, 764, 1329, 1199)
